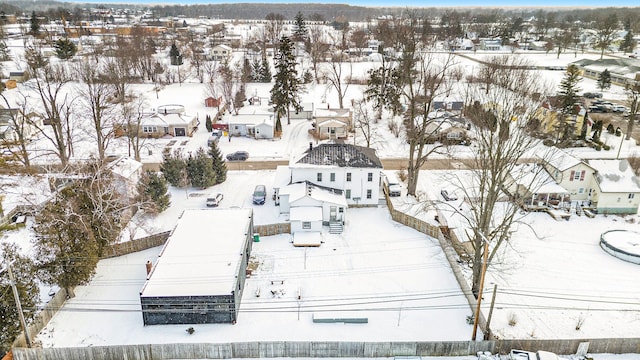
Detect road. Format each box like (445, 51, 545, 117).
(223, 157, 476, 171)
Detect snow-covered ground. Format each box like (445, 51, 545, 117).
(2, 43, 640, 351)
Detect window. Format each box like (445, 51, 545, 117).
(317, 173, 322, 182)
(302, 221, 311, 229)
(345, 189, 351, 199)
(629, 194, 635, 199)
(142, 126, 157, 133)
(330, 173, 335, 182)
(346, 173, 352, 182)
(339, 207, 344, 213)
(573, 170, 581, 181)
(366, 189, 372, 199)
(579, 188, 584, 194)
(367, 173, 373, 182)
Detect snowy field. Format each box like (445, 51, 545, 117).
(35, 206, 474, 347)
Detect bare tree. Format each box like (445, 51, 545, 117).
(593, 13, 619, 59)
(25, 60, 75, 167)
(322, 54, 352, 109)
(121, 96, 148, 162)
(0, 93, 33, 167)
(265, 13, 285, 51)
(307, 23, 330, 82)
(462, 55, 548, 296)
(353, 100, 379, 148)
(76, 61, 116, 162)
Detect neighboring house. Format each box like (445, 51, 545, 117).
(505, 163, 571, 210)
(138, 105, 198, 138)
(107, 156, 143, 201)
(209, 44, 232, 61)
(9, 71, 25, 82)
(433, 97, 464, 112)
(588, 159, 640, 214)
(140, 208, 254, 325)
(479, 38, 501, 50)
(0, 108, 43, 142)
(291, 143, 383, 207)
(572, 58, 640, 86)
(314, 108, 352, 140)
(228, 113, 274, 139)
(289, 102, 314, 120)
(535, 97, 591, 138)
(424, 118, 468, 145)
(540, 149, 596, 201)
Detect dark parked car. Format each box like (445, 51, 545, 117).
(440, 189, 458, 201)
(206, 193, 224, 207)
(583, 92, 603, 99)
(226, 151, 249, 161)
(252, 185, 266, 205)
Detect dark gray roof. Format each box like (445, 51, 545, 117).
(296, 143, 382, 168)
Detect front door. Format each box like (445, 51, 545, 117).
(329, 206, 337, 222)
(175, 127, 186, 136)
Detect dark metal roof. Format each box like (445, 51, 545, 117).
(296, 143, 382, 168)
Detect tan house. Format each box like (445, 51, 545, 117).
(209, 44, 232, 61)
(314, 108, 352, 140)
(138, 105, 198, 138)
(535, 97, 591, 139)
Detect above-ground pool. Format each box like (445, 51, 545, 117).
(600, 230, 640, 265)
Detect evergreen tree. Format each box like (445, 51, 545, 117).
(205, 114, 212, 132)
(54, 38, 77, 60)
(137, 170, 171, 213)
(251, 57, 263, 82)
(0, 243, 39, 356)
(292, 11, 308, 43)
(597, 69, 612, 91)
(558, 64, 582, 114)
(259, 56, 272, 82)
(29, 11, 40, 36)
(186, 148, 216, 188)
(169, 43, 182, 65)
(241, 57, 252, 84)
(161, 151, 187, 186)
(208, 141, 227, 184)
(556, 64, 583, 141)
(270, 36, 302, 131)
(234, 87, 246, 114)
(34, 185, 100, 298)
(620, 19, 636, 54)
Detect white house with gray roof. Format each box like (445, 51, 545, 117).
(540, 149, 595, 202)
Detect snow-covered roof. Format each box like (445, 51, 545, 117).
(140, 112, 195, 127)
(228, 114, 273, 126)
(314, 108, 351, 119)
(294, 143, 382, 168)
(108, 156, 143, 180)
(273, 165, 291, 190)
(281, 182, 347, 207)
(290, 206, 322, 221)
(510, 163, 568, 194)
(317, 119, 348, 127)
(541, 148, 583, 171)
(140, 208, 253, 297)
(589, 159, 640, 193)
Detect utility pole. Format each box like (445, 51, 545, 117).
(3, 260, 32, 347)
(471, 237, 489, 341)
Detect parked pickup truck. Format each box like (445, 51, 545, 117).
(510, 349, 560, 360)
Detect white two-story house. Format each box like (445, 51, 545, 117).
(274, 144, 383, 234)
(540, 149, 595, 202)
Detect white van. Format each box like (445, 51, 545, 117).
(382, 172, 402, 197)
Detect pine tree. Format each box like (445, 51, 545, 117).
(186, 148, 217, 188)
(161, 151, 187, 186)
(260, 56, 271, 82)
(34, 185, 100, 298)
(137, 170, 171, 213)
(597, 69, 611, 91)
(205, 114, 212, 132)
(292, 12, 308, 43)
(208, 140, 227, 184)
(169, 43, 182, 65)
(29, 11, 40, 36)
(54, 38, 77, 60)
(0, 243, 39, 356)
(556, 64, 583, 142)
(251, 57, 263, 82)
(270, 36, 302, 130)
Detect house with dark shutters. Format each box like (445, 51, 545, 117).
(140, 208, 254, 325)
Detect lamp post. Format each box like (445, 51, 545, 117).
(616, 130, 624, 160)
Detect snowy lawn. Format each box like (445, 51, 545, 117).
(36, 206, 473, 347)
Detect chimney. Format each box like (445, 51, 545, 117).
(145, 260, 153, 276)
(309, 142, 313, 152)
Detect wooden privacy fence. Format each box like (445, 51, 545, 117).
(254, 223, 290, 236)
(12, 338, 640, 360)
(101, 231, 172, 258)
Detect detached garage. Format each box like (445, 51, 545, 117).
(140, 208, 254, 325)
